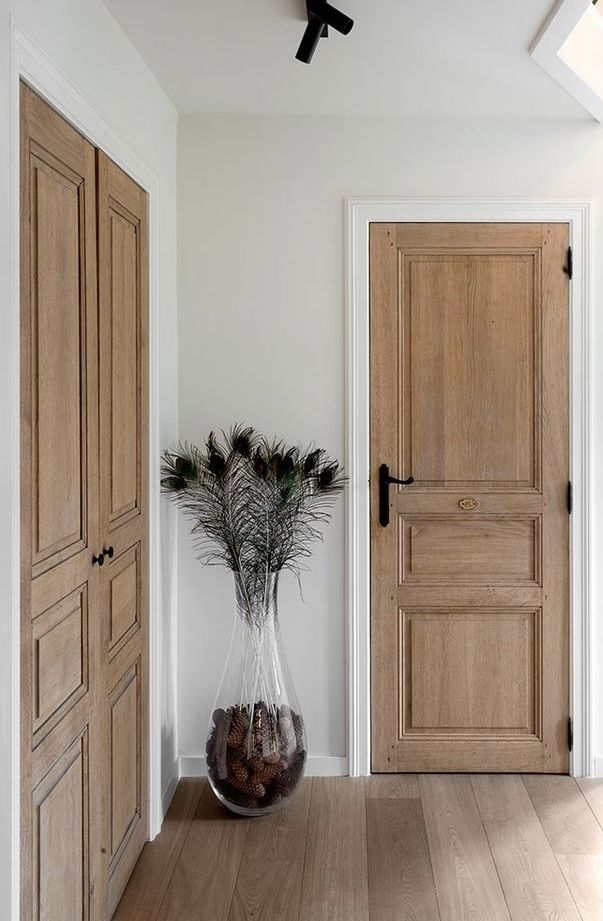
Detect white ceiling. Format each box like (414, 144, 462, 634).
(102, 0, 589, 118)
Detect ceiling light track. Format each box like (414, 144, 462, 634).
(296, 0, 354, 64)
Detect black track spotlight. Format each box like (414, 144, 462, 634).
(295, 0, 354, 64)
(296, 15, 327, 65)
(317, 0, 354, 35)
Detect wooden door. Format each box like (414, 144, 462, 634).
(20, 83, 102, 920)
(370, 223, 570, 773)
(21, 85, 149, 921)
(97, 152, 149, 917)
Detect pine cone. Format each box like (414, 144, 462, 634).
(229, 759, 249, 784)
(227, 710, 249, 748)
(230, 776, 266, 799)
(251, 761, 283, 784)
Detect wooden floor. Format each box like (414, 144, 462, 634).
(114, 775, 603, 921)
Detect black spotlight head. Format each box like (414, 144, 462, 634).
(296, 0, 354, 64)
(316, 0, 354, 35)
(296, 15, 327, 64)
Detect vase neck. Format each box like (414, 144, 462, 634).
(233, 571, 279, 626)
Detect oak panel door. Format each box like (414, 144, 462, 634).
(97, 151, 149, 917)
(20, 82, 102, 920)
(370, 223, 569, 773)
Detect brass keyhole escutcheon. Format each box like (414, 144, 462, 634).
(459, 497, 478, 510)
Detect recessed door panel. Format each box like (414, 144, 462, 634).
(371, 222, 569, 773)
(402, 253, 539, 489)
(30, 153, 88, 572)
(108, 543, 141, 656)
(399, 516, 541, 585)
(32, 734, 89, 921)
(109, 208, 140, 525)
(109, 663, 141, 863)
(400, 608, 540, 736)
(32, 586, 88, 737)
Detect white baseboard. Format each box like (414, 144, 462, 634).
(179, 754, 348, 778)
(594, 757, 603, 778)
(160, 759, 180, 822)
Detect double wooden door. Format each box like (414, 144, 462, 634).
(20, 84, 149, 920)
(370, 222, 570, 773)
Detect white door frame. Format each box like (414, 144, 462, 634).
(9, 21, 164, 915)
(345, 197, 593, 777)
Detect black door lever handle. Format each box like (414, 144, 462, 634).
(379, 463, 414, 527)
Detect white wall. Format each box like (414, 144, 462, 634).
(178, 112, 603, 771)
(0, 2, 178, 916)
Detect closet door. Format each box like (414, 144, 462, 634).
(97, 151, 149, 917)
(20, 83, 102, 921)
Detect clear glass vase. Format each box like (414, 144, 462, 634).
(205, 572, 307, 816)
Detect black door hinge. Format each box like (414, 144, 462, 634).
(567, 481, 573, 515)
(563, 246, 573, 280)
(568, 717, 573, 752)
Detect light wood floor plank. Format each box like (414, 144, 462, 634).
(227, 780, 311, 921)
(367, 774, 420, 798)
(556, 855, 603, 921)
(155, 781, 249, 921)
(113, 778, 204, 921)
(419, 774, 510, 921)
(577, 779, 603, 830)
(298, 777, 369, 921)
(471, 775, 581, 921)
(367, 796, 440, 921)
(523, 775, 603, 855)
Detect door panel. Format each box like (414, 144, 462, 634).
(402, 253, 539, 488)
(98, 150, 149, 916)
(30, 154, 89, 568)
(107, 201, 143, 528)
(370, 222, 569, 773)
(399, 516, 540, 584)
(22, 85, 149, 921)
(32, 585, 88, 737)
(21, 82, 101, 920)
(108, 544, 142, 656)
(109, 662, 142, 863)
(32, 734, 89, 921)
(400, 608, 539, 735)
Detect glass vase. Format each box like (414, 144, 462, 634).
(205, 572, 307, 816)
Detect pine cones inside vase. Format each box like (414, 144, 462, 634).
(206, 701, 306, 813)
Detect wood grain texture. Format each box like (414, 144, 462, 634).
(577, 779, 603, 829)
(112, 779, 204, 921)
(20, 81, 102, 921)
(367, 797, 440, 921)
(21, 85, 150, 921)
(228, 780, 311, 921)
(419, 774, 510, 921)
(117, 776, 603, 921)
(155, 783, 249, 921)
(471, 774, 580, 921)
(366, 774, 420, 798)
(556, 855, 603, 921)
(98, 149, 150, 917)
(298, 778, 369, 921)
(524, 776, 603, 921)
(402, 608, 538, 735)
(523, 775, 603, 856)
(370, 222, 570, 773)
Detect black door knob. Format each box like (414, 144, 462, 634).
(92, 552, 105, 566)
(103, 546, 114, 559)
